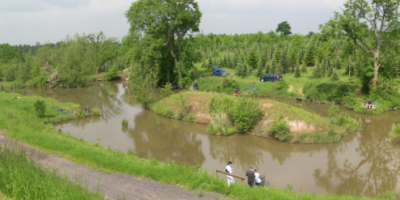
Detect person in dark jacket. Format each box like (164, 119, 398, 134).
(367, 99, 372, 109)
(245, 165, 255, 187)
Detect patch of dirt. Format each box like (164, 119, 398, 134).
(94, 72, 107, 77)
(299, 87, 304, 97)
(288, 120, 316, 134)
(288, 85, 294, 93)
(0, 131, 229, 200)
(261, 102, 274, 109)
(195, 113, 211, 124)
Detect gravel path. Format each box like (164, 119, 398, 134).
(0, 133, 229, 200)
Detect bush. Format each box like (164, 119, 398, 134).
(222, 77, 237, 89)
(33, 100, 46, 117)
(268, 115, 290, 141)
(327, 105, 359, 133)
(160, 82, 174, 98)
(121, 119, 128, 127)
(232, 98, 263, 133)
(276, 79, 288, 90)
(91, 109, 101, 116)
(303, 82, 356, 103)
(102, 65, 119, 81)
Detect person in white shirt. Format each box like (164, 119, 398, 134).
(225, 161, 235, 186)
(254, 169, 262, 186)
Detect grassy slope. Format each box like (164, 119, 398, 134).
(151, 91, 356, 144)
(0, 149, 103, 200)
(0, 92, 391, 199)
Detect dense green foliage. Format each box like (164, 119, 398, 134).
(121, 119, 128, 127)
(0, 149, 103, 200)
(268, 115, 290, 141)
(232, 97, 264, 132)
(124, 0, 201, 102)
(102, 65, 119, 81)
(33, 100, 46, 117)
(327, 105, 359, 133)
(276, 21, 292, 36)
(208, 95, 263, 133)
(0, 32, 120, 88)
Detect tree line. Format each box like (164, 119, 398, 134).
(1, 0, 400, 104)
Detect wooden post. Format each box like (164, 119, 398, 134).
(215, 170, 246, 185)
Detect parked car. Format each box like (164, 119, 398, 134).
(260, 74, 282, 82)
(213, 68, 229, 76)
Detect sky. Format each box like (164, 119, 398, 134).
(0, 0, 347, 45)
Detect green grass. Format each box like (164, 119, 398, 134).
(0, 91, 392, 199)
(0, 149, 103, 200)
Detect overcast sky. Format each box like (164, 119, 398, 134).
(0, 0, 347, 45)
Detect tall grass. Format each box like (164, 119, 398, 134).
(0, 149, 103, 200)
(0, 92, 392, 199)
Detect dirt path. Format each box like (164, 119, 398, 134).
(0, 132, 229, 200)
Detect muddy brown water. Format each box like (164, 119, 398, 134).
(16, 82, 400, 198)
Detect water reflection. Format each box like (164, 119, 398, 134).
(125, 111, 206, 165)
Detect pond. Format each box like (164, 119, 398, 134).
(17, 82, 400, 198)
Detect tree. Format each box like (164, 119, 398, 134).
(247, 50, 258, 70)
(333, 0, 400, 88)
(256, 60, 264, 77)
(276, 21, 292, 36)
(125, 0, 202, 89)
(86, 32, 119, 74)
(294, 64, 301, 78)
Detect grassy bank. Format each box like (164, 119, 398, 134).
(0, 149, 103, 200)
(150, 91, 359, 144)
(0, 91, 390, 199)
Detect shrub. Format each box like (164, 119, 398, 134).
(268, 115, 290, 141)
(331, 70, 339, 81)
(160, 82, 174, 98)
(327, 105, 359, 133)
(33, 100, 46, 117)
(207, 123, 214, 135)
(303, 82, 356, 103)
(232, 98, 263, 133)
(222, 77, 237, 89)
(294, 64, 301, 78)
(102, 65, 119, 81)
(183, 114, 195, 122)
(276, 79, 288, 90)
(91, 109, 101, 116)
(121, 119, 128, 127)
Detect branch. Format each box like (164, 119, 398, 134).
(352, 37, 373, 56)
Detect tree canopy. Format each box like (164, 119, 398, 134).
(328, 0, 400, 88)
(276, 21, 292, 36)
(125, 0, 202, 88)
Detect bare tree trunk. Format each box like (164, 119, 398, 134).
(173, 57, 183, 89)
(371, 54, 379, 89)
